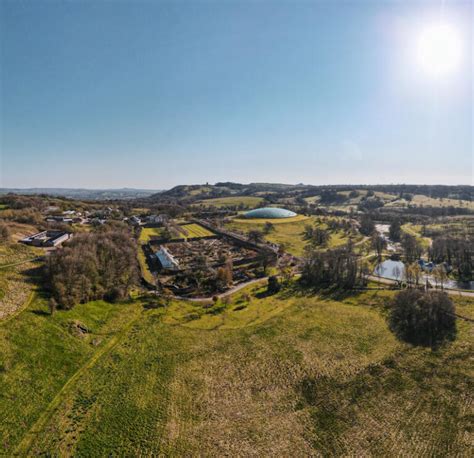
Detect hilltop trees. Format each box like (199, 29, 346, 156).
(303, 225, 330, 247)
(248, 229, 264, 244)
(430, 235, 473, 281)
(301, 244, 362, 290)
(371, 233, 386, 260)
(46, 226, 138, 309)
(359, 213, 375, 236)
(389, 290, 456, 347)
(401, 233, 423, 263)
(389, 219, 402, 242)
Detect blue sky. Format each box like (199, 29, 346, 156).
(1, 0, 472, 189)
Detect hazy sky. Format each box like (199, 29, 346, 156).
(1, 0, 472, 189)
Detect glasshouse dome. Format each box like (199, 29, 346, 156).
(243, 207, 297, 219)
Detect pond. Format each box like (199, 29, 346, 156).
(373, 260, 405, 281)
(374, 260, 474, 291)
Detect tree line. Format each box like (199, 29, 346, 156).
(300, 243, 369, 290)
(45, 225, 138, 310)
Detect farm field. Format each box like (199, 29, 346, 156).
(179, 223, 214, 238)
(139, 224, 213, 243)
(139, 227, 163, 242)
(226, 216, 358, 257)
(387, 194, 474, 209)
(1, 286, 472, 455)
(195, 196, 264, 208)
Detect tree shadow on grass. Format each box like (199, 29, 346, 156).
(30, 309, 50, 317)
(276, 280, 367, 302)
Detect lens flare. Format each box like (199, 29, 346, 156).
(416, 23, 462, 79)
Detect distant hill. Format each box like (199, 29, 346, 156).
(150, 182, 473, 205)
(0, 188, 162, 200)
(151, 182, 314, 201)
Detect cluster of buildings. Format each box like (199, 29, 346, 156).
(127, 214, 169, 227)
(20, 230, 72, 247)
(418, 259, 452, 273)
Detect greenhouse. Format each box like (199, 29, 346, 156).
(243, 207, 297, 219)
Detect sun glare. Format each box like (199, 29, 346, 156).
(416, 23, 462, 79)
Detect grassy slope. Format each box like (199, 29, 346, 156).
(226, 216, 357, 257)
(386, 195, 474, 210)
(194, 196, 264, 208)
(3, 285, 472, 456)
(401, 223, 432, 249)
(0, 243, 42, 320)
(0, 297, 143, 454)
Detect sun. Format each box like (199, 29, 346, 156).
(416, 23, 462, 79)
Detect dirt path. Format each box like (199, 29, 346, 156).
(175, 277, 269, 303)
(0, 256, 43, 270)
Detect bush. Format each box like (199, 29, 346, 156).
(389, 290, 456, 347)
(267, 276, 281, 294)
(0, 224, 10, 242)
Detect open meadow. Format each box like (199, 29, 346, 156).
(194, 196, 264, 208)
(1, 283, 472, 456)
(226, 215, 361, 257)
(139, 223, 214, 243)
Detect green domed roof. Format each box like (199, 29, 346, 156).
(243, 207, 297, 219)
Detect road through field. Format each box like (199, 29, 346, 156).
(367, 275, 474, 298)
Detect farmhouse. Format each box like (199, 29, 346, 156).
(45, 215, 74, 224)
(147, 214, 168, 225)
(20, 230, 72, 247)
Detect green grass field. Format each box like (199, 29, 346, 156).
(137, 245, 155, 285)
(226, 216, 358, 256)
(0, 243, 42, 321)
(179, 223, 214, 238)
(386, 194, 474, 210)
(139, 224, 213, 242)
(139, 227, 163, 242)
(195, 196, 264, 208)
(1, 285, 472, 456)
(401, 223, 432, 249)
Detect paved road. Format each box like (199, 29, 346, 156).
(367, 275, 474, 298)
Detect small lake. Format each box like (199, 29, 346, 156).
(374, 260, 474, 290)
(444, 279, 474, 291)
(373, 260, 405, 280)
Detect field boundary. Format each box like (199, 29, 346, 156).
(0, 290, 36, 327)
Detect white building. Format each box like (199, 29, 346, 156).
(156, 247, 179, 271)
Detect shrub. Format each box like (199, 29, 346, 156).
(389, 289, 456, 347)
(267, 276, 281, 294)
